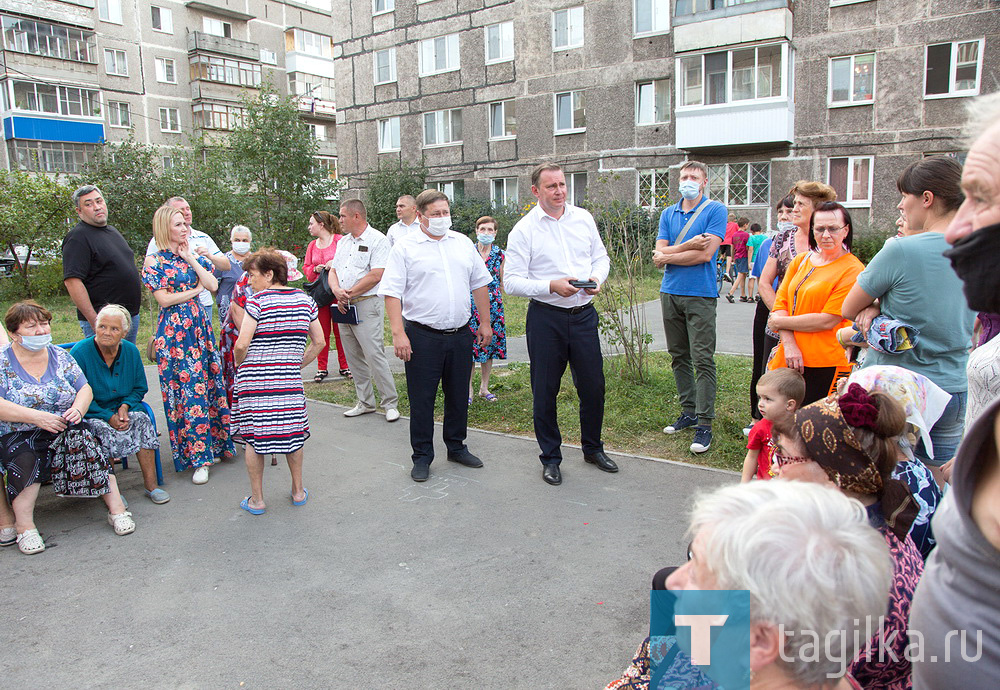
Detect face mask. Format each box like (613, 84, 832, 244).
(232, 241, 251, 254)
(426, 216, 452, 237)
(777, 220, 797, 234)
(476, 234, 494, 245)
(19, 333, 51, 351)
(943, 222, 1000, 313)
(679, 181, 702, 201)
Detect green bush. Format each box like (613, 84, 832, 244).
(364, 161, 428, 233)
(852, 229, 893, 265)
(0, 259, 67, 303)
(449, 198, 525, 247)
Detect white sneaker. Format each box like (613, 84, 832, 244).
(108, 511, 136, 535)
(344, 402, 376, 417)
(385, 408, 400, 422)
(192, 466, 210, 484)
(743, 423, 753, 437)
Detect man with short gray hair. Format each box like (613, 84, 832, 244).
(62, 185, 142, 342)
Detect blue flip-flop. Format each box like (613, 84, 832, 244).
(291, 488, 308, 506)
(240, 496, 265, 515)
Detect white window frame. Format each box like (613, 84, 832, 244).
(431, 181, 464, 202)
(260, 49, 278, 65)
(488, 100, 516, 140)
(830, 0, 875, 7)
(554, 91, 585, 134)
(485, 21, 514, 64)
(676, 42, 788, 110)
(491, 178, 519, 207)
(828, 53, 875, 107)
(373, 0, 394, 15)
(636, 79, 670, 125)
(155, 57, 176, 84)
(203, 17, 232, 38)
(378, 116, 400, 152)
(159, 107, 180, 133)
(151, 6, 172, 34)
(634, 0, 669, 37)
(827, 156, 874, 207)
(307, 123, 326, 141)
(567, 172, 587, 206)
(419, 34, 460, 76)
(552, 6, 584, 51)
(423, 108, 462, 148)
(637, 169, 671, 208)
(108, 101, 130, 128)
(98, 0, 122, 24)
(707, 162, 771, 207)
(104, 48, 128, 76)
(162, 156, 174, 171)
(923, 39, 984, 100)
(374, 48, 397, 85)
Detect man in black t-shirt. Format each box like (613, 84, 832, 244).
(62, 185, 142, 343)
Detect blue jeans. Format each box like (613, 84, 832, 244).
(79, 314, 140, 345)
(913, 391, 967, 467)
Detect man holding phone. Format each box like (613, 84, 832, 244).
(504, 162, 614, 486)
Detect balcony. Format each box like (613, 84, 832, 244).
(184, 1, 255, 21)
(296, 96, 336, 119)
(188, 31, 259, 61)
(676, 99, 793, 150)
(674, 0, 791, 53)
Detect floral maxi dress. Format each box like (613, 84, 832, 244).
(469, 245, 507, 362)
(143, 251, 234, 470)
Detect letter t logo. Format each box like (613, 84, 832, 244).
(674, 614, 729, 665)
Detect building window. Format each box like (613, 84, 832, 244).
(374, 0, 394, 14)
(708, 162, 770, 206)
(314, 156, 338, 179)
(419, 34, 460, 76)
(635, 0, 669, 35)
(489, 100, 516, 140)
(193, 103, 244, 131)
(423, 109, 462, 147)
(829, 53, 874, 106)
(98, 0, 122, 24)
(491, 178, 518, 206)
(567, 172, 587, 206)
(288, 73, 334, 100)
(678, 42, 785, 107)
(151, 6, 172, 33)
(287, 29, 332, 58)
(636, 79, 669, 124)
(8, 139, 95, 173)
(1, 15, 98, 63)
(12, 81, 102, 118)
(155, 57, 176, 84)
(374, 48, 397, 85)
(552, 7, 584, 51)
(162, 156, 174, 171)
(192, 56, 262, 87)
(260, 49, 277, 65)
(108, 101, 130, 128)
(554, 91, 585, 134)
(378, 117, 400, 152)
(485, 21, 514, 64)
(104, 48, 128, 76)
(675, 0, 765, 15)
(925, 39, 983, 99)
(306, 123, 326, 141)
(638, 169, 671, 207)
(203, 17, 233, 38)
(159, 107, 180, 133)
(827, 156, 873, 207)
(431, 181, 465, 202)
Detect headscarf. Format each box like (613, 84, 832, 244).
(794, 383, 918, 540)
(977, 312, 1000, 347)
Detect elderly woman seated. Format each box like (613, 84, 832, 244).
(0, 301, 134, 555)
(70, 304, 167, 505)
(607, 480, 893, 689)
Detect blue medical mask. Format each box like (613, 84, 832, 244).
(19, 333, 52, 351)
(777, 221, 797, 234)
(477, 234, 494, 245)
(679, 181, 702, 201)
(426, 216, 452, 237)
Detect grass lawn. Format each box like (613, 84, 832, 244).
(305, 350, 750, 472)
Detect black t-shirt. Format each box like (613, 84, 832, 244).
(62, 221, 142, 319)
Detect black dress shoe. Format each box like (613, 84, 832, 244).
(447, 450, 483, 468)
(542, 464, 562, 485)
(584, 451, 619, 473)
(410, 464, 430, 482)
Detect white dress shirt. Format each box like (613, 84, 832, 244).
(503, 203, 611, 308)
(145, 227, 221, 308)
(330, 225, 390, 296)
(386, 218, 421, 247)
(378, 229, 493, 330)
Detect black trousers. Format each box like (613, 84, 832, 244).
(750, 300, 777, 419)
(802, 366, 838, 405)
(403, 322, 473, 466)
(525, 301, 605, 465)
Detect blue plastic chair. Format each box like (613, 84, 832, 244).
(58, 341, 164, 485)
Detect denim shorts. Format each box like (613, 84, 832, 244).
(913, 390, 967, 467)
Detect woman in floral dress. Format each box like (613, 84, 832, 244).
(468, 216, 506, 402)
(143, 205, 234, 485)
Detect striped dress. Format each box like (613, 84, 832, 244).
(232, 288, 318, 454)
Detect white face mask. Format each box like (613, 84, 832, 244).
(19, 333, 52, 351)
(776, 221, 797, 234)
(426, 216, 452, 237)
(232, 241, 251, 254)
(679, 180, 702, 201)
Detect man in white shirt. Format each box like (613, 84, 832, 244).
(380, 189, 493, 482)
(385, 195, 421, 247)
(145, 196, 230, 311)
(504, 163, 615, 486)
(330, 198, 400, 422)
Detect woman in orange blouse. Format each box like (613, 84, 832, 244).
(768, 201, 864, 404)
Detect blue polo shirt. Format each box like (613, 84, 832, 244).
(657, 198, 728, 297)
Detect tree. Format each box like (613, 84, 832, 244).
(364, 161, 428, 233)
(0, 168, 72, 295)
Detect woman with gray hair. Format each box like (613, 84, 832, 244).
(70, 304, 166, 504)
(607, 480, 892, 689)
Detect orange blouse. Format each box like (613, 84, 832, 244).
(769, 251, 865, 369)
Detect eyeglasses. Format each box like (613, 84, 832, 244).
(813, 225, 848, 236)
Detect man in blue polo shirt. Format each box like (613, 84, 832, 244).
(652, 161, 727, 453)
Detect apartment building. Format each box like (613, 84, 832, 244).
(0, 0, 338, 176)
(333, 0, 998, 231)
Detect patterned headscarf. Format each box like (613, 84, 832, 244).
(794, 383, 918, 540)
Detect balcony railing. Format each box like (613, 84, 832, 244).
(188, 31, 259, 61)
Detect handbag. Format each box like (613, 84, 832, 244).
(303, 266, 336, 307)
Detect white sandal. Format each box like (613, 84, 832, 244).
(108, 511, 136, 536)
(0, 526, 15, 547)
(16, 528, 45, 554)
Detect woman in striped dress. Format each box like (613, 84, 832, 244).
(233, 250, 324, 515)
